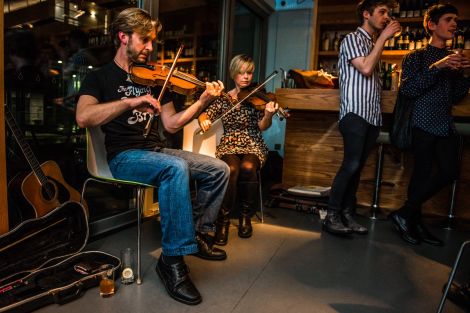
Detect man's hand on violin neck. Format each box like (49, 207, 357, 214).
(130, 94, 161, 114)
(205, 80, 225, 97)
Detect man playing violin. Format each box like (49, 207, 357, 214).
(75, 8, 229, 305)
(197, 54, 279, 245)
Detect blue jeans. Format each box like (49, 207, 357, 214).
(109, 148, 230, 256)
(328, 113, 380, 213)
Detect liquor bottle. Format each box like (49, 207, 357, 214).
(400, 0, 407, 18)
(392, 0, 401, 18)
(333, 32, 340, 52)
(465, 27, 470, 50)
(413, 0, 421, 17)
(390, 64, 400, 91)
(406, 0, 415, 18)
(421, 0, 429, 16)
(396, 34, 404, 50)
(421, 29, 429, 48)
(408, 28, 416, 50)
(380, 62, 387, 87)
(402, 26, 410, 50)
(384, 63, 392, 90)
(322, 32, 330, 51)
(388, 35, 396, 50)
(415, 28, 422, 49)
(453, 29, 464, 50)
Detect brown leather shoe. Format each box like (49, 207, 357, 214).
(342, 208, 368, 234)
(323, 212, 353, 235)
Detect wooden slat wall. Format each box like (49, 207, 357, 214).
(1, 0, 9, 234)
(280, 90, 470, 218)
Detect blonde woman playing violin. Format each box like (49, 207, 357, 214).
(198, 54, 279, 245)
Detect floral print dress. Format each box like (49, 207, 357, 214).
(204, 96, 269, 166)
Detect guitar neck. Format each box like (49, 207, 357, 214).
(4, 106, 48, 186)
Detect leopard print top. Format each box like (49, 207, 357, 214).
(204, 96, 269, 166)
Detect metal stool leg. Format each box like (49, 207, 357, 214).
(257, 170, 264, 223)
(358, 143, 388, 220)
(136, 187, 144, 285)
(437, 240, 470, 313)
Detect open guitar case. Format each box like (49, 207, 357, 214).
(0, 201, 121, 313)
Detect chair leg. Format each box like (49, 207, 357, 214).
(437, 240, 470, 313)
(257, 170, 264, 223)
(136, 187, 145, 285)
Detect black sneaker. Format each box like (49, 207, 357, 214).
(155, 255, 202, 305)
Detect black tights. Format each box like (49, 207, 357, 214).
(221, 154, 260, 215)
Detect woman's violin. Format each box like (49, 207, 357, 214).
(237, 84, 290, 120)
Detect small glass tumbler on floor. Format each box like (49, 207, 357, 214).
(120, 248, 135, 285)
(99, 268, 115, 297)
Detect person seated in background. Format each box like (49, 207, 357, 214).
(197, 54, 279, 245)
(389, 3, 470, 246)
(76, 8, 230, 305)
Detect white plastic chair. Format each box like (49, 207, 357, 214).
(182, 120, 264, 222)
(81, 127, 153, 285)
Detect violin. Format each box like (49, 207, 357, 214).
(130, 62, 198, 96)
(238, 84, 290, 120)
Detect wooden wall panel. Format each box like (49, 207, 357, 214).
(283, 110, 470, 219)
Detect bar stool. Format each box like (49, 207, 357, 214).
(360, 131, 393, 220)
(436, 123, 470, 231)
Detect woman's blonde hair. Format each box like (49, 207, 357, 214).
(229, 54, 255, 79)
(111, 7, 162, 48)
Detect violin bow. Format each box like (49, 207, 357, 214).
(195, 70, 279, 135)
(143, 44, 184, 138)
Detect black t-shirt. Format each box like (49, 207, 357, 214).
(79, 62, 173, 161)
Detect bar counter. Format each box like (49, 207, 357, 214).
(276, 88, 470, 218)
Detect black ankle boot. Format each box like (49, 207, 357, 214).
(238, 203, 253, 238)
(323, 211, 353, 235)
(238, 215, 252, 238)
(214, 208, 230, 246)
(342, 207, 368, 234)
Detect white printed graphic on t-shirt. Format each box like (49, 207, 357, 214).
(116, 85, 153, 125)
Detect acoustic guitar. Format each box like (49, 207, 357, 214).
(5, 105, 86, 218)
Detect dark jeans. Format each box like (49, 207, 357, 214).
(221, 154, 260, 215)
(328, 113, 380, 213)
(399, 127, 459, 219)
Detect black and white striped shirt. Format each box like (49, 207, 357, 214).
(338, 27, 382, 126)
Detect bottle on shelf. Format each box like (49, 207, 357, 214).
(392, 1, 400, 18)
(408, 28, 416, 50)
(406, 0, 414, 18)
(413, 0, 421, 17)
(333, 32, 340, 52)
(400, 0, 407, 18)
(402, 26, 410, 50)
(388, 35, 396, 50)
(465, 27, 470, 50)
(415, 29, 423, 49)
(453, 29, 464, 50)
(384, 63, 393, 90)
(421, 0, 429, 16)
(421, 29, 429, 48)
(322, 32, 330, 51)
(396, 33, 404, 50)
(390, 64, 399, 91)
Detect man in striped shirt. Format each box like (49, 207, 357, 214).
(323, 0, 401, 235)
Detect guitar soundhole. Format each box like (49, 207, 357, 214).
(41, 181, 57, 201)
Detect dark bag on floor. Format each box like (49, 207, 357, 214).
(390, 91, 415, 150)
(0, 201, 121, 313)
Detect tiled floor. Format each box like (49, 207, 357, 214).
(36, 206, 469, 313)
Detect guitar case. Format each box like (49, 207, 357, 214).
(0, 201, 120, 313)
